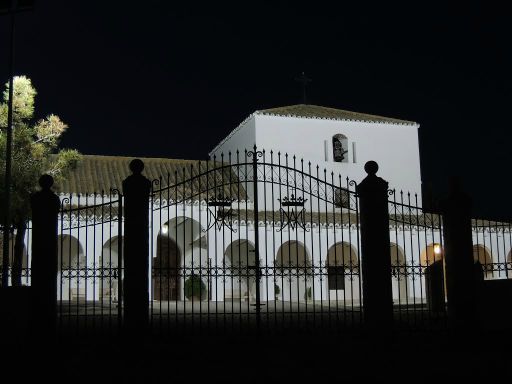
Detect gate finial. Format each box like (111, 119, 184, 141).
(39, 174, 54, 190)
(129, 159, 144, 175)
(364, 160, 379, 176)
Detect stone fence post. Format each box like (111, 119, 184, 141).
(356, 161, 393, 331)
(30, 175, 61, 335)
(122, 159, 151, 334)
(441, 178, 476, 330)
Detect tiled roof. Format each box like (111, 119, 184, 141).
(55, 155, 246, 199)
(255, 104, 416, 125)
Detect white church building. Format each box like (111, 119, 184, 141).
(211, 104, 422, 195)
(8, 104, 510, 322)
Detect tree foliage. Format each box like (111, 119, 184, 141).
(0, 76, 81, 284)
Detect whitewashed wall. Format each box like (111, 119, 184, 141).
(255, 114, 422, 196)
(19, 210, 512, 303)
(211, 113, 422, 197)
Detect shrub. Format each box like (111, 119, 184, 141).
(274, 284, 281, 295)
(304, 287, 312, 300)
(184, 275, 207, 300)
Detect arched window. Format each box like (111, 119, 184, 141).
(332, 134, 348, 163)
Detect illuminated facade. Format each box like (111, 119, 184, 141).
(6, 105, 510, 310)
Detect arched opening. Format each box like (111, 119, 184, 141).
(58, 234, 85, 270)
(421, 243, 445, 310)
(224, 240, 256, 302)
(100, 236, 122, 302)
(420, 243, 443, 266)
(326, 242, 358, 299)
(332, 134, 349, 163)
(153, 217, 207, 301)
(326, 242, 358, 301)
(473, 244, 493, 278)
(390, 243, 407, 303)
(154, 234, 181, 301)
(275, 241, 312, 302)
(58, 235, 85, 301)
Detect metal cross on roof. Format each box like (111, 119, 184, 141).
(295, 72, 312, 104)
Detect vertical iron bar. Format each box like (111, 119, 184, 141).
(59, 203, 64, 335)
(118, 191, 123, 330)
(315, 165, 322, 328)
(506, 221, 512, 278)
(262, 150, 269, 329)
(270, 151, 277, 327)
(252, 147, 261, 329)
(308, 162, 316, 326)
(278, 153, 285, 326)
(323, 169, 330, 327)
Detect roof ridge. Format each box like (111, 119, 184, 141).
(255, 104, 417, 125)
(78, 154, 201, 162)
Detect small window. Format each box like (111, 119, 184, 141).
(332, 134, 348, 163)
(328, 266, 345, 290)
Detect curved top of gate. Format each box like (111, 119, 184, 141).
(150, 148, 358, 214)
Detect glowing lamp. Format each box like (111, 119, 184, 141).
(433, 244, 441, 255)
(161, 224, 168, 235)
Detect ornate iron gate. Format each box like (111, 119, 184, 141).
(150, 148, 362, 331)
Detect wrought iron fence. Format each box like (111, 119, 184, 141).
(150, 149, 362, 331)
(57, 190, 123, 334)
(388, 190, 447, 329)
(472, 218, 512, 279)
(5, 150, 512, 335)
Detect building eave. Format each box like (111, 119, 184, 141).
(254, 110, 419, 127)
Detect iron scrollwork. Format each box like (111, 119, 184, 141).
(246, 149, 263, 161)
(247, 148, 263, 181)
(205, 193, 236, 232)
(277, 194, 309, 232)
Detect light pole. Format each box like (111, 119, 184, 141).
(0, 0, 35, 286)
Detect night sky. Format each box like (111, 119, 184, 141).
(1, 1, 510, 218)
